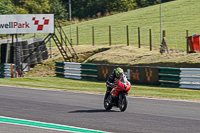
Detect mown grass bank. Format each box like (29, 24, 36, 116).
(0, 77, 199, 101)
(22, 0, 200, 51)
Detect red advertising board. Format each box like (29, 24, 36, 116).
(98, 65, 159, 85)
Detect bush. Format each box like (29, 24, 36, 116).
(0, 0, 16, 14)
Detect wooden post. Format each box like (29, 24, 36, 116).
(109, 26, 111, 46)
(138, 27, 140, 48)
(186, 30, 189, 53)
(161, 30, 169, 54)
(92, 26, 95, 46)
(77, 26, 79, 45)
(127, 25, 129, 46)
(149, 29, 152, 51)
(163, 30, 165, 38)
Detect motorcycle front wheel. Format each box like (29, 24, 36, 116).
(104, 94, 113, 110)
(118, 93, 127, 112)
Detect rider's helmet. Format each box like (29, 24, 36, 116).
(115, 67, 124, 79)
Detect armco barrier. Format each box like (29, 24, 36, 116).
(179, 68, 200, 89)
(55, 62, 200, 89)
(55, 62, 159, 85)
(0, 63, 16, 78)
(159, 67, 180, 88)
(55, 62, 97, 79)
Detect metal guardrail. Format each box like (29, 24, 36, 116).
(55, 62, 97, 79)
(56, 62, 200, 89)
(159, 67, 180, 88)
(159, 67, 200, 89)
(0, 63, 16, 78)
(179, 68, 200, 89)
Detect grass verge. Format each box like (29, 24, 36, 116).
(0, 77, 200, 101)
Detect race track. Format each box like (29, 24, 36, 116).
(0, 85, 200, 133)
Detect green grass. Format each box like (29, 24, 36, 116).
(21, 0, 200, 51)
(59, 0, 200, 50)
(0, 77, 200, 101)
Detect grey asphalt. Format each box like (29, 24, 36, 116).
(0, 85, 200, 133)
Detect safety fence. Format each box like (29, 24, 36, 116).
(0, 63, 16, 78)
(64, 25, 193, 51)
(159, 67, 200, 89)
(55, 62, 97, 79)
(159, 67, 180, 88)
(179, 68, 200, 89)
(55, 62, 200, 89)
(55, 62, 159, 85)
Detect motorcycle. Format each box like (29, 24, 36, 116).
(104, 77, 131, 112)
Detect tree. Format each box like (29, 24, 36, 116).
(50, 0, 68, 21)
(63, 0, 137, 19)
(11, 0, 51, 14)
(0, 0, 16, 14)
(136, 0, 162, 7)
(106, 0, 137, 12)
(23, 0, 50, 14)
(136, 0, 174, 8)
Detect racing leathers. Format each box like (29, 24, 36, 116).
(106, 69, 126, 95)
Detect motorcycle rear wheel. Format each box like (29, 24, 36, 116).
(104, 94, 113, 110)
(118, 93, 127, 112)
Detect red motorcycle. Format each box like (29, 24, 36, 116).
(104, 77, 131, 112)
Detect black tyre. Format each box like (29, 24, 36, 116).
(104, 94, 112, 110)
(118, 93, 127, 112)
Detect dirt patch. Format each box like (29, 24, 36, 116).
(24, 45, 200, 77)
(24, 46, 110, 77)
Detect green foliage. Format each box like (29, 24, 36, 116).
(136, 0, 158, 7)
(15, 7, 29, 14)
(136, 0, 174, 7)
(71, 0, 103, 19)
(0, 0, 16, 14)
(22, 0, 50, 14)
(105, 0, 137, 12)
(50, 0, 68, 21)
(7, 0, 174, 21)
(11, 0, 67, 21)
(65, 0, 137, 19)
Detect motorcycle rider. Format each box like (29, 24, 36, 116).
(106, 67, 126, 96)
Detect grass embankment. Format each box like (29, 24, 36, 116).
(0, 77, 200, 101)
(23, 44, 200, 77)
(62, 0, 200, 50)
(23, 0, 200, 50)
